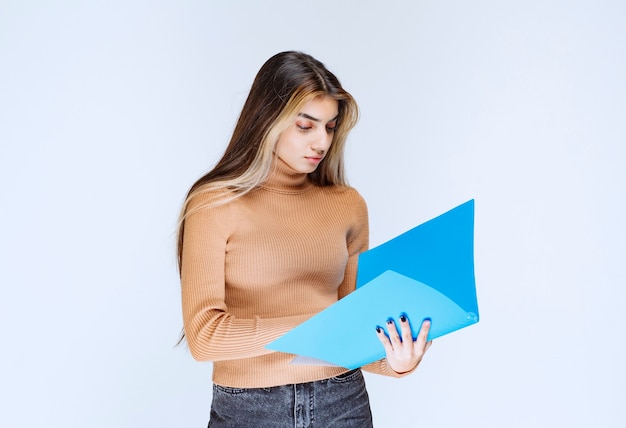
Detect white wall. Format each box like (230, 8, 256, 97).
(1, 1, 624, 427)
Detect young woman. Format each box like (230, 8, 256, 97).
(178, 51, 432, 427)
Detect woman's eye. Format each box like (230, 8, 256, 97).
(326, 126, 336, 133)
(296, 123, 312, 131)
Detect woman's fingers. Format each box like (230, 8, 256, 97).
(416, 319, 431, 346)
(414, 318, 432, 356)
(376, 315, 433, 374)
(375, 325, 394, 353)
(382, 315, 424, 347)
(398, 313, 414, 343)
(386, 319, 403, 349)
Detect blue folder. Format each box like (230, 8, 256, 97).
(266, 200, 479, 369)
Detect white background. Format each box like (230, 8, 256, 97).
(1, 1, 624, 427)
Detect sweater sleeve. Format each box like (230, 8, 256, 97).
(337, 188, 369, 300)
(180, 193, 311, 362)
(335, 189, 415, 378)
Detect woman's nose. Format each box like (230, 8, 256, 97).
(311, 130, 332, 153)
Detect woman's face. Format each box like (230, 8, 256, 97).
(275, 96, 339, 174)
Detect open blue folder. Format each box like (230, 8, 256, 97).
(266, 199, 479, 369)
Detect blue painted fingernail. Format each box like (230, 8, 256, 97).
(376, 326, 382, 333)
(400, 314, 407, 323)
(386, 319, 394, 325)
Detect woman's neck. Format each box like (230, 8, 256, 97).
(260, 156, 314, 193)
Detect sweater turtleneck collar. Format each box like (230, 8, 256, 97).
(260, 156, 314, 193)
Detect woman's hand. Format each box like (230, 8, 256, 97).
(376, 315, 433, 374)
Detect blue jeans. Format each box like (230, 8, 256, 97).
(208, 369, 373, 427)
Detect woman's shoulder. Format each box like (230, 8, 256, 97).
(321, 183, 365, 198)
(185, 187, 237, 215)
(318, 184, 368, 210)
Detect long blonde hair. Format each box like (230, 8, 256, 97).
(177, 51, 359, 271)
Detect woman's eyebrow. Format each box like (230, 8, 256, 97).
(297, 113, 339, 122)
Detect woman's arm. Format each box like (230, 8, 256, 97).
(180, 194, 311, 362)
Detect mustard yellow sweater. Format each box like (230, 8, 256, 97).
(181, 159, 405, 388)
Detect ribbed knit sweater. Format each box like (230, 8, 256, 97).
(181, 158, 405, 388)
